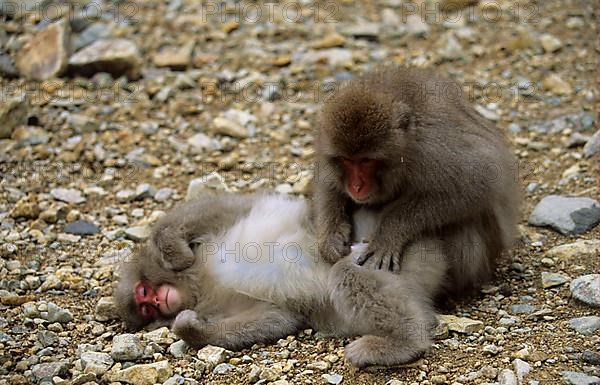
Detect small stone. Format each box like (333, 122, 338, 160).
(406, 14, 429, 36)
(95, 297, 117, 321)
(211, 116, 249, 138)
(135, 183, 157, 200)
(10, 197, 40, 219)
(248, 365, 262, 382)
(116, 189, 137, 202)
(46, 302, 73, 323)
(583, 130, 600, 158)
(438, 315, 484, 334)
(37, 330, 58, 347)
(570, 274, 600, 308)
(342, 23, 380, 41)
(50, 188, 86, 204)
(105, 360, 172, 385)
(213, 363, 235, 374)
(561, 371, 600, 385)
(154, 188, 174, 202)
(197, 345, 229, 366)
(498, 369, 518, 385)
(483, 344, 500, 355)
(168, 340, 188, 358)
(64, 220, 99, 235)
(186, 172, 230, 201)
(0, 94, 28, 139)
(31, 361, 70, 383)
(68, 38, 142, 79)
(324, 373, 343, 384)
(513, 359, 532, 383)
(311, 33, 346, 49)
(547, 240, 600, 261)
(438, 32, 464, 61)
(582, 351, 600, 365)
(528, 195, 600, 235)
(187, 133, 217, 153)
(540, 34, 562, 53)
(307, 361, 330, 371)
(16, 19, 70, 80)
(541, 272, 570, 288)
(568, 316, 600, 336)
(543, 74, 573, 95)
(57, 233, 81, 243)
(12, 126, 49, 147)
(510, 304, 536, 314)
(152, 42, 194, 70)
(124, 225, 151, 241)
(259, 366, 282, 381)
(430, 375, 447, 385)
(81, 351, 113, 376)
(475, 105, 500, 121)
(111, 334, 144, 361)
(143, 327, 171, 344)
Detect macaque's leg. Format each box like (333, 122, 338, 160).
(329, 239, 447, 367)
(172, 304, 301, 351)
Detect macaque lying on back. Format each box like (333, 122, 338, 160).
(114, 193, 448, 367)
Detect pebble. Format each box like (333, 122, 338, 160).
(213, 363, 235, 374)
(154, 188, 174, 202)
(438, 315, 484, 334)
(143, 327, 172, 345)
(187, 133, 217, 153)
(68, 38, 142, 79)
(582, 351, 600, 365)
(498, 368, 518, 385)
(406, 14, 429, 36)
(50, 188, 86, 204)
(541, 272, 570, 288)
(570, 274, 600, 308)
(512, 358, 532, 383)
(547, 240, 600, 261)
(80, 351, 114, 376)
(0, 94, 28, 139)
(323, 373, 343, 384)
(197, 345, 229, 366)
(568, 316, 600, 336)
(94, 297, 117, 321)
(168, 340, 188, 358)
(111, 334, 144, 361)
(116, 189, 137, 203)
(528, 195, 600, 235)
(211, 116, 250, 138)
(31, 361, 70, 382)
(136, 183, 157, 200)
(152, 42, 193, 70)
(543, 74, 573, 95)
(186, 172, 230, 201)
(64, 220, 100, 235)
(105, 360, 172, 385)
(561, 371, 600, 385)
(16, 19, 69, 80)
(510, 304, 536, 314)
(46, 302, 73, 323)
(583, 130, 600, 158)
(539, 34, 563, 53)
(124, 225, 151, 241)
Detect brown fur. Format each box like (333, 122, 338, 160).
(314, 66, 520, 294)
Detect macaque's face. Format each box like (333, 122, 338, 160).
(340, 157, 380, 202)
(134, 281, 183, 321)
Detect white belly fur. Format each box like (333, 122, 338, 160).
(206, 195, 330, 306)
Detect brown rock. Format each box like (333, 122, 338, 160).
(0, 94, 28, 139)
(68, 39, 141, 79)
(311, 33, 346, 49)
(9, 196, 40, 219)
(16, 19, 70, 80)
(152, 42, 194, 70)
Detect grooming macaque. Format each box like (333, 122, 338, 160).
(315, 67, 519, 293)
(115, 193, 446, 367)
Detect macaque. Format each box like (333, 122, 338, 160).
(115, 193, 447, 367)
(314, 66, 520, 293)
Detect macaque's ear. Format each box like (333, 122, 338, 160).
(391, 102, 413, 130)
(153, 226, 196, 271)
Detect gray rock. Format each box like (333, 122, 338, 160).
(46, 302, 73, 323)
(116, 189, 137, 202)
(50, 188, 86, 204)
(95, 297, 118, 321)
(0, 53, 18, 78)
(135, 183, 157, 200)
(213, 363, 235, 374)
(16, 19, 70, 80)
(583, 130, 600, 158)
(37, 330, 58, 347)
(510, 304, 536, 314)
(168, 340, 188, 358)
(323, 373, 344, 384)
(124, 225, 151, 241)
(406, 14, 429, 36)
(197, 345, 229, 366)
(512, 359, 532, 383)
(187, 133, 217, 153)
(211, 116, 249, 138)
(64, 220, 99, 235)
(72, 22, 113, 51)
(0, 94, 28, 139)
(438, 314, 484, 334)
(561, 371, 600, 385)
(582, 351, 600, 365)
(154, 188, 174, 202)
(0, 331, 13, 342)
(80, 351, 113, 376)
(186, 172, 230, 201)
(498, 369, 518, 385)
(104, 360, 172, 384)
(541, 272, 570, 288)
(68, 38, 141, 79)
(528, 195, 600, 235)
(111, 334, 144, 361)
(32, 362, 70, 382)
(568, 316, 600, 335)
(570, 274, 600, 308)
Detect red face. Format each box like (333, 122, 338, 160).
(341, 157, 379, 202)
(134, 281, 183, 321)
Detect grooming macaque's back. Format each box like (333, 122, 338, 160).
(114, 193, 447, 367)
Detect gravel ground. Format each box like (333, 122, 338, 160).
(0, 0, 598, 384)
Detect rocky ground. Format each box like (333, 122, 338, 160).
(0, 0, 598, 384)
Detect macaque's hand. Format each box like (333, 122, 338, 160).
(153, 226, 196, 272)
(318, 222, 352, 263)
(172, 310, 210, 347)
(356, 238, 405, 272)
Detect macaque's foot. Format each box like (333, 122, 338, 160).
(318, 224, 352, 263)
(344, 335, 423, 368)
(356, 242, 404, 272)
(172, 310, 209, 347)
